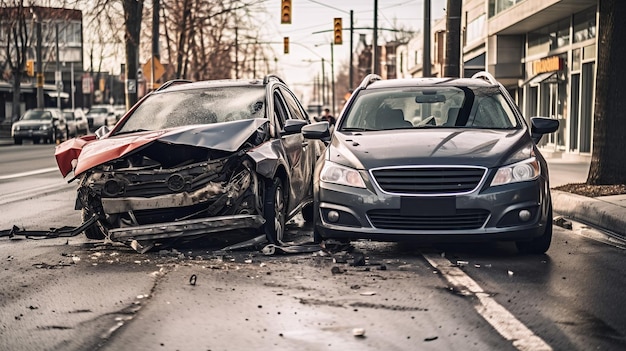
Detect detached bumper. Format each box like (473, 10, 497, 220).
(108, 214, 265, 241)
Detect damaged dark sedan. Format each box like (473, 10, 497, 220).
(55, 76, 319, 249)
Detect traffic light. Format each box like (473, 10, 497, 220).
(25, 59, 34, 77)
(284, 37, 289, 54)
(281, 0, 291, 24)
(333, 18, 342, 45)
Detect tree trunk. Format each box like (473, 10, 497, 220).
(444, 0, 462, 77)
(588, 0, 626, 185)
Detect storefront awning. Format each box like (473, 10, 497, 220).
(522, 72, 557, 86)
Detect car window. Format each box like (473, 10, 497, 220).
(342, 86, 519, 130)
(88, 107, 109, 114)
(116, 86, 266, 133)
(22, 110, 52, 120)
(63, 112, 75, 121)
(279, 86, 307, 121)
(273, 91, 288, 130)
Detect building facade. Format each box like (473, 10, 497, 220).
(0, 6, 84, 120)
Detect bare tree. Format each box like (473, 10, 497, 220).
(588, 0, 626, 185)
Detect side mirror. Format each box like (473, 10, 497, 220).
(302, 121, 331, 140)
(94, 125, 110, 139)
(530, 117, 559, 144)
(282, 119, 308, 135)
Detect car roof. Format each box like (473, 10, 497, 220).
(364, 77, 495, 90)
(155, 75, 286, 94)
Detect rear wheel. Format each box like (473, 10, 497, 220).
(263, 178, 286, 245)
(516, 206, 552, 254)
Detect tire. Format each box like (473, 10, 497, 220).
(516, 206, 552, 254)
(301, 202, 314, 222)
(13, 138, 22, 145)
(81, 207, 106, 240)
(263, 177, 286, 245)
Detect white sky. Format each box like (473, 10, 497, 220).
(259, 0, 447, 99)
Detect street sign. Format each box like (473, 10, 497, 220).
(143, 56, 165, 82)
(126, 79, 137, 94)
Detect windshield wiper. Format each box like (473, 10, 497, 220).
(340, 127, 378, 132)
(114, 129, 150, 135)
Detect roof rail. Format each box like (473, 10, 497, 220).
(358, 74, 382, 89)
(263, 74, 285, 85)
(156, 79, 193, 91)
(471, 71, 498, 85)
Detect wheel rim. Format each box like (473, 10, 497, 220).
(274, 184, 285, 242)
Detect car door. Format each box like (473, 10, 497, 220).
(272, 87, 312, 214)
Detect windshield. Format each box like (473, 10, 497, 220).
(116, 86, 267, 134)
(88, 107, 109, 114)
(341, 86, 520, 131)
(22, 110, 52, 121)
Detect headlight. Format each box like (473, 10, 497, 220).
(491, 157, 540, 186)
(13, 125, 20, 131)
(320, 161, 366, 188)
(40, 124, 50, 130)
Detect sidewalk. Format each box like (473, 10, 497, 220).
(547, 155, 626, 240)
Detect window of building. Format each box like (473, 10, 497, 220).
(528, 18, 570, 56)
(466, 14, 486, 45)
(573, 7, 596, 43)
(489, 0, 527, 18)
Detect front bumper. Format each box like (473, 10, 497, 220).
(315, 177, 551, 243)
(12, 129, 53, 139)
(108, 214, 265, 241)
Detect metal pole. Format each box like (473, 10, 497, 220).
(349, 10, 354, 90)
(331, 42, 335, 116)
(373, 0, 379, 75)
(55, 23, 61, 109)
(321, 58, 326, 106)
(423, 0, 431, 77)
(151, 0, 159, 89)
(36, 14, 44, 108)
(71, 62, 75, 110)
(235, 26, 239, 79)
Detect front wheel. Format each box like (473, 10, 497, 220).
(263, 178, 286, 245)
(516, 206, 552, 254)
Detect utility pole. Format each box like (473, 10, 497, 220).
(373, 0, 379, 75)
(349, 10, 354, 90)
(151, 0, 160, 90)
(423, 0, 432, 77)
(55, 23, 61, 109)
(35, 12, 44, 108)
(331, 42, 335, 116)
(444, 0, 462, 77)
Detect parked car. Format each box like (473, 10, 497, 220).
(112, 104, 127, 122)
(12, 108, 67, 145)
(302, 72, 559, 254)
(85, 105, 116, 129)
(55, 76, 319, 249)
(63, 109, 89, 137)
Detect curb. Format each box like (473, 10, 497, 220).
(551, 190, 626, 240)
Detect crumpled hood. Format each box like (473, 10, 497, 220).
(328, 128, 530, 170)
(55, 118, 268, 177)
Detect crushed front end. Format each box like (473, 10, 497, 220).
(77, 139, 265, 244)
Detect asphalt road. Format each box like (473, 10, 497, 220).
(1, 145, 625, 351)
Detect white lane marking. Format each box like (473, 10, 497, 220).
(422, 253, 552, 351)
(0, 167, 59, 180)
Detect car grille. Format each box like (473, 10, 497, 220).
(371, 166, 486, 195)
(367, 209, 489, 230)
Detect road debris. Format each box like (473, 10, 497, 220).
(352, 328, 366, 337)
(189, 274, 197, 286)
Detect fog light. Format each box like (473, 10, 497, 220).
(327, 210, 340, 223)
(103, 179, 124, 196)
(518, 210, 532, 222)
